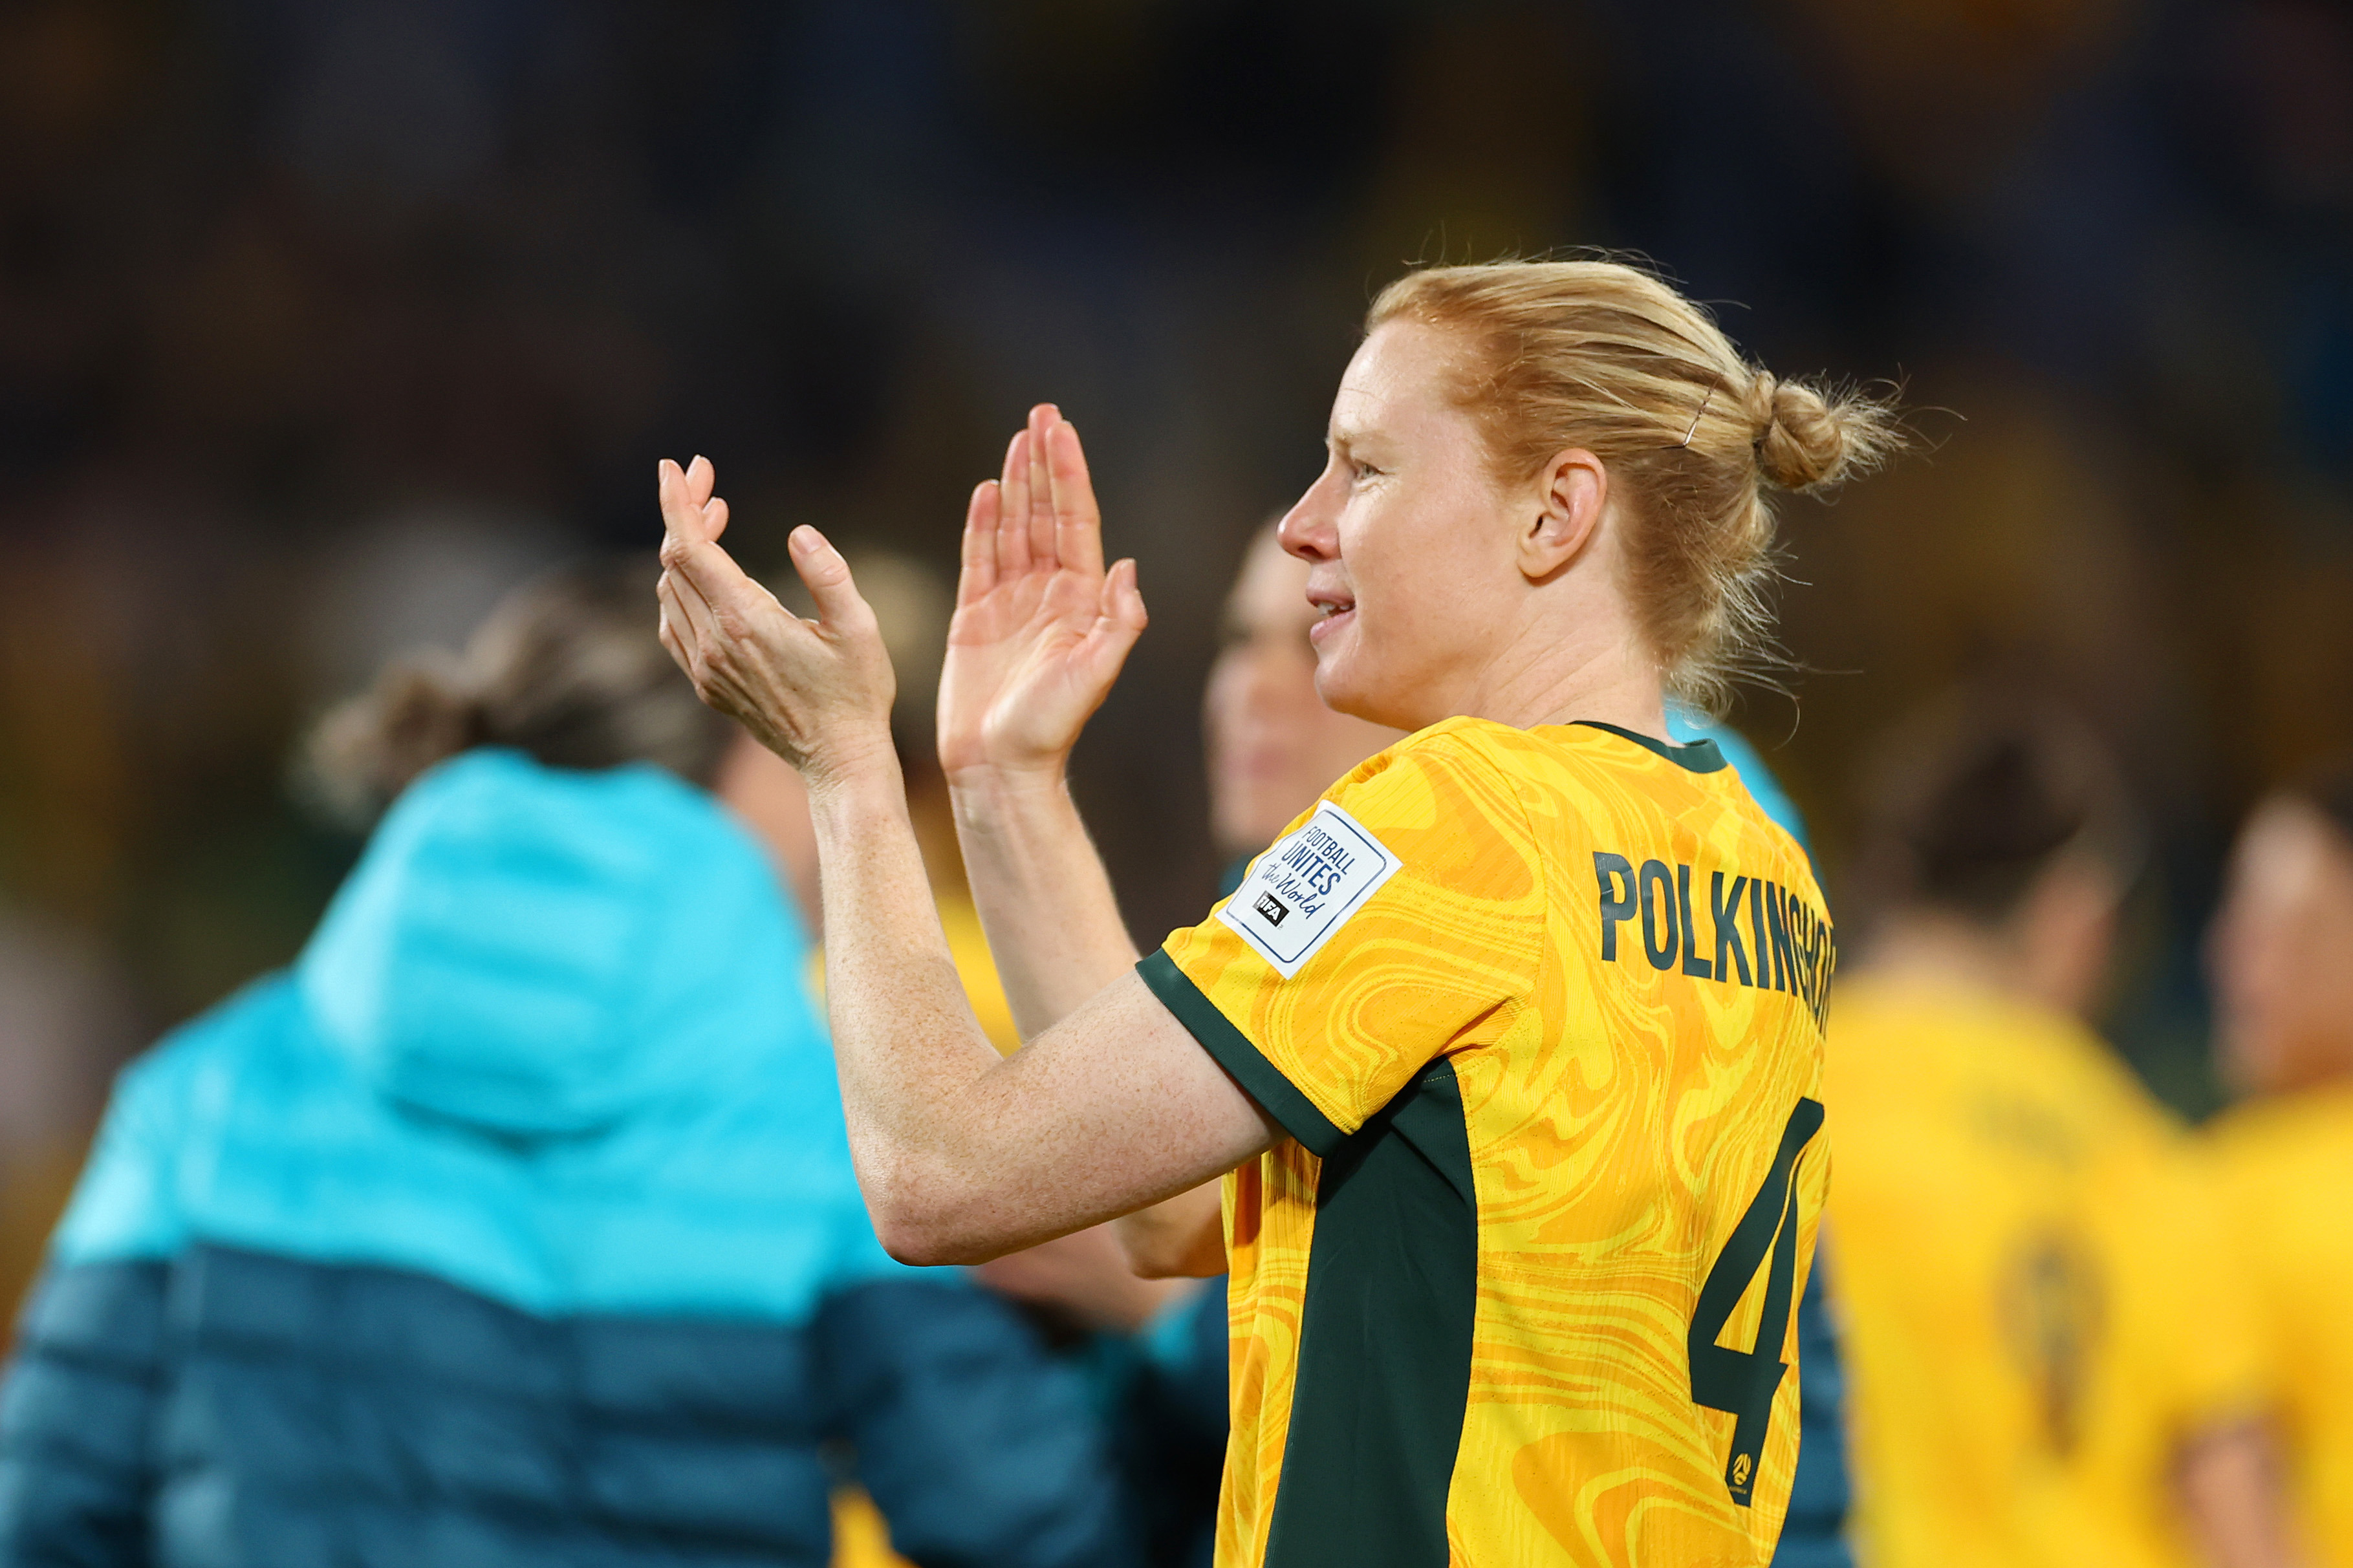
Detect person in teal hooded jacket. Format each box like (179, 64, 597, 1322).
(0, 560, 1135, 1568)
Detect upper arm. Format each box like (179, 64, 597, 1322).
(1145, 733, 1545, 1154)
(900, 733, 1542, 1263)
(882, 972, 1277, 1264)
(49, 990, 252, 1272)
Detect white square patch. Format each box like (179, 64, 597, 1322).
(1216, 800, 1404, 978)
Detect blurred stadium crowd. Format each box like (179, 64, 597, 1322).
(1, 0, 2351, 1565)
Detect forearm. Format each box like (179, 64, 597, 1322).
(1113, 1181, 1227, 1278)
(808, 761, 1010, 1245)
(949, 769, 1139, 1038)
(660, 437, 1266, 1271)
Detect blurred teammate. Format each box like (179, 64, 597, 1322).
(1112, 522, 1404, 1280)
(2207, 758, 2353, 1566)
(0, 562, 1131, 1568)
(1110, 521, 1404, 1567)
(657, 258, 1904, 1564)
(1206, 522, 1407, 883)
(1827, 696, 2292, 1568)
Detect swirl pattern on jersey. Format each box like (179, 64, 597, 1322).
(1161, 719, 1836, 1568)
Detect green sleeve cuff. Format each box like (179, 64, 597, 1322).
(1136, 949, 1347, 1157)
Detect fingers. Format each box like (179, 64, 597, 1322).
(1068, 557, 1147, 698)
(1092, 558, 1148, 665)
(788, 525, 876, 636)
(1025, 403, 1057, 570)
(657, 459, 691, 539)
(957, 480, 1001, 608)
(997, 429, 1033, 575)
(659, 515, 753, 616)
(982, 406, 1104, 584)
(660, 524, 788, 705)
(657, 570, 727, 711)
(658, 456, 730, 544)
(1101, 557, 1148, 636)
(656, 453, 755, 617)
(1046, 417, 1105, 579)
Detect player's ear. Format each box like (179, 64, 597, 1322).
(1519, 448, 1607, 585)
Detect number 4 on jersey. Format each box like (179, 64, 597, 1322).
(1688, 1096, 1825, 1507)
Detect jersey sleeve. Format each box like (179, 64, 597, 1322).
(1138, 729, 1547, 1155)
(2145, 1143, 2273, 1432)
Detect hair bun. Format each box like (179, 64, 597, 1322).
(305, 654, 483, 825)
(1747, 371, 1898, 493)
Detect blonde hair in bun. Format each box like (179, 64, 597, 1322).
(1370, 258, 1907, 715)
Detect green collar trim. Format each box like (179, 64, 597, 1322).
(1570, 720, 1728, 775)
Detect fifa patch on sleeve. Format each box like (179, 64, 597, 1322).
(1217, 800, 1403, 978)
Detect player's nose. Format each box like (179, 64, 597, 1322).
(1277, 480, 1339, 564)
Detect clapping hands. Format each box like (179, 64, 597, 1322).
(656, 403, 1144, 793)
(938, 404, 1147, 786)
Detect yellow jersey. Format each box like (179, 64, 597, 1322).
(1139, 718, 1836, 1568)
(2206, 1086, 2353, 1567)
(1825, 976, 2268, 1568)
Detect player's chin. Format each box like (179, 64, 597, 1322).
(1310, 647, 1374, 720)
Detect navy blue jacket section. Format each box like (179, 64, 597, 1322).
(1122, 1285, 1228, 1568)
(3, 1249, 1126, 1568)
(1136, 1284, 1226, 1459)
(0, 751, 1133, 1568)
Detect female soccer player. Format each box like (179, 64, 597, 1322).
(2207, 759, 2353, 1566)
(1825, 697, 2292, 1568)
(656, 260, 1900, 1566)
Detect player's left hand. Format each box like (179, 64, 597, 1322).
(937, 404, 1147, 788)
(656, 455, 898, 786)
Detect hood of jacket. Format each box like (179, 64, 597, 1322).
(296, 748, 814, 1137)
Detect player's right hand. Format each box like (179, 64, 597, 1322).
(937, 403, 1147, 787)
(656, 455, 899, 790)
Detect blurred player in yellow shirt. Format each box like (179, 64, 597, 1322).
(1827, 698, 2294, 1568)
(2207, 758, 2353, 1567)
